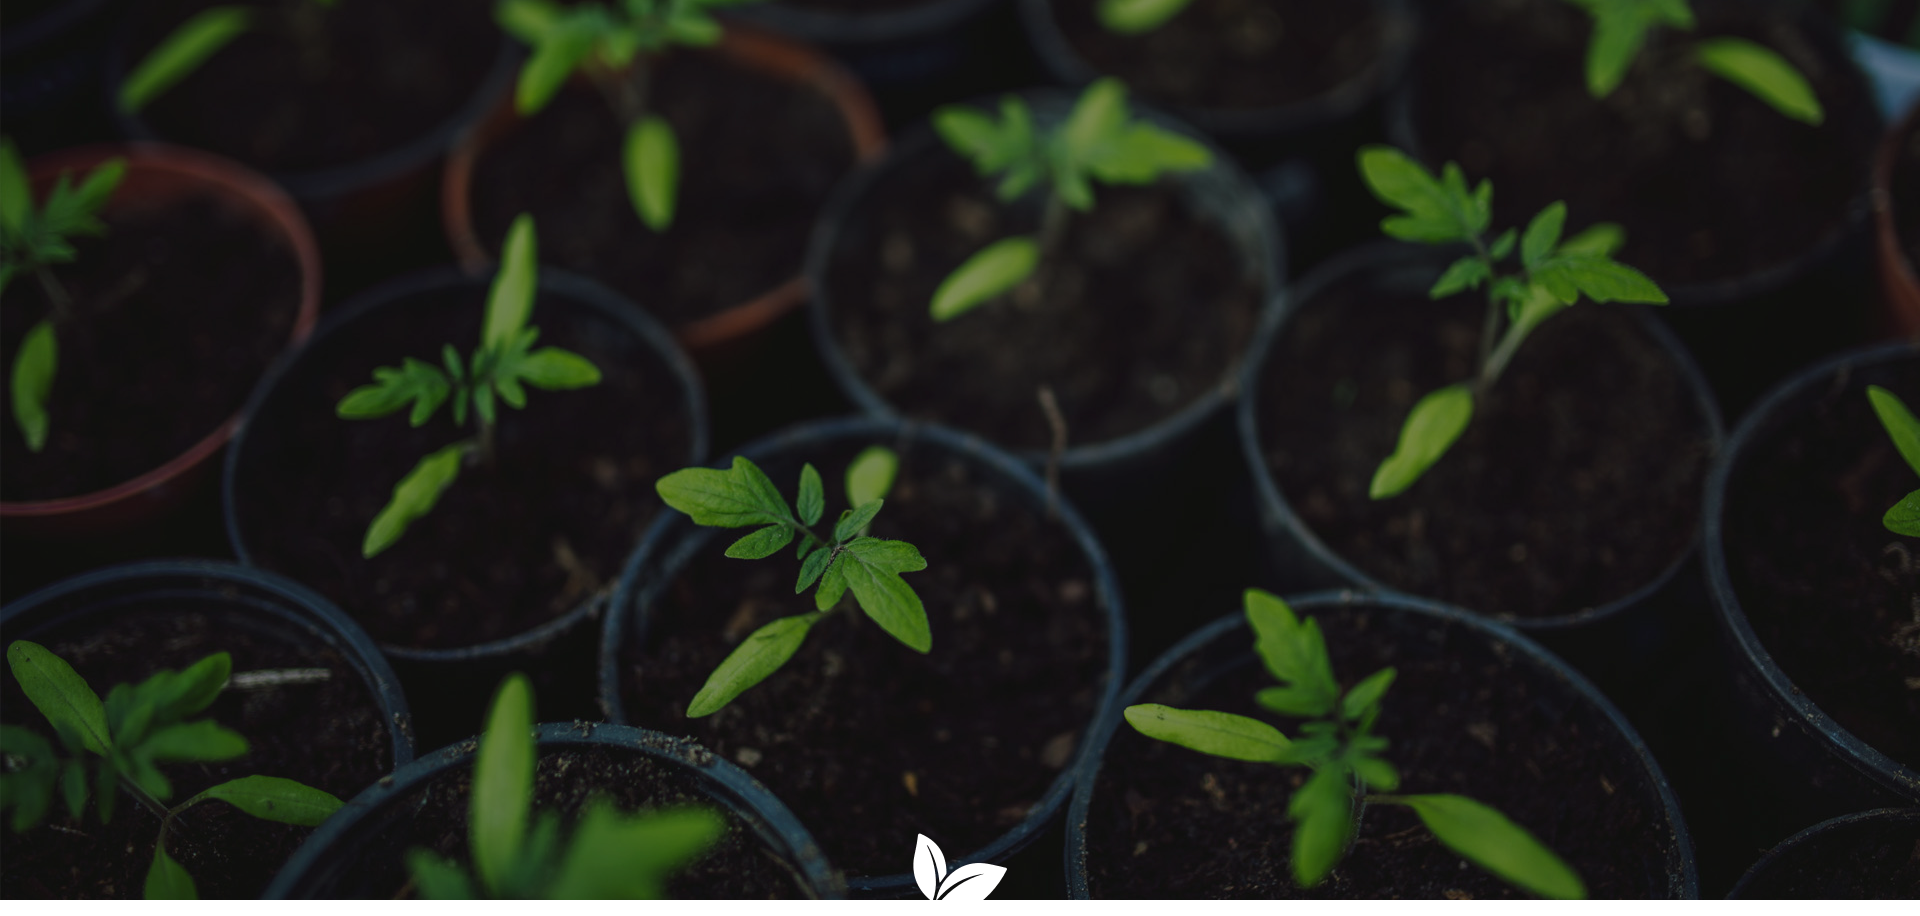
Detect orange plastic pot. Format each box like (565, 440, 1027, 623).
(0, 143, 321, 538)
(1872, 99, 1920, 338)
(442, 25, 886, 358)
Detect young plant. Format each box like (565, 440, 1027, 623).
(1095, 0, 1195, 35)
(927, 77, 1211, 320)
(334, 213, 601, 558)
(1, 140, 126, 454)
(119, 0, 340, 113)
(493, 0, 760, 233)
(0, 641, 345, 899)
(654, 445, 924, 717)
(1867, 385, 1920, 537)
(1355, 144, 1666, 498)
(1564, 0, 1824, 124)
(1123, 590, 1586, 899)
(406, 672, 722, 898)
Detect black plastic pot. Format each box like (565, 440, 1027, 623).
(1727, 807, 1920, 898)
(1700, 342, 1920, 819)
(1066, 589, 1698, 898)
(265, 721, 844, 898)
(1, 0, 120, 120)
(725, 0, 1009, 96)
(601, 416, 1127, 896)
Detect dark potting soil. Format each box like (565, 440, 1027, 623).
(0, 605, 394, 899)
(125, 0, 496, 174)
(385, 744, 809, 898)
(1891, 112, 1920, 271)
(234, 284, 693, 650)
(1049, 0, 1387, 112)
(1719, 358, 1920, 769)
(1408, 0, 1877, 290)
(469, 51, 856, 327)
(823, 150, 1262, 451)
(618, 438, 1109, 876)
(0, 195, 300, 502)
(1256, 268, 1713, 620)
(1735, 812, 1920, 897)
(1084, 604, 1681, 898)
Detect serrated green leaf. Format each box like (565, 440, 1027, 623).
(1242, 589, 1339, 719)
(1123, 704, 1291, 762)
(515, 23, 594, 115)
(1082, 124, 1212, 186)
(1869, 387, 1920, 475)
(1696, 37, 1823, 125)
(1559, 221, 1624, 256)
(363, 441, 468, 558)
(1289, 763, 1355, 887)
(686, 612, 824, 718)
(1390, 794, 1586, 899)
(1062, 78, 1130, 165)
(11, 319, 55, 453)
(797, 464, 824, 527)
(1520, 202, 1565, 271)
(814, 555, 851, 611)
(484, 214, 538, 352)
(1885, 489, 1920, 536)
(189, 775, 342, 826)
(1584, 7, 1651, 97)
(518, 347, 601, 392)
(336, 358, 452, 427)
(473, 674, 535, 897)
(625, 115, 678, 231)
(725, 525, 795, 560)
(145, 839, 197, 899)
(657, 456, 796, 530)
(1351, 754, 1400, 792)
(119, 6, 251, 112)
(1097, 0, 1196, 33)
(1536, 252, 1668, 305)
(1340, 667, 1396, 721)
(7, 641, 108, 756)
(845, 447, 898, 508)
(73, 159, 125, 215)
(407, 849, 477, 900)
(551, 804, 723, 898)
(1357, 146, 1484, 244)
(0, 139, 28, 238)
(930, 235, 1038, 322)
(837, 538, 930, 652)
(795, 541, 834, 593)
(1430, 256, 1492, 299)
(834, 499, 883, 542)
(142, 720, 247, 763)
(1370, 383, 1473, 499)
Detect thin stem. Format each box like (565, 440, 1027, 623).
(119, 774, 188, 838)
(595, 58, 652, 128)
(1037, 192, 1071, 258)
(1478, 316, 1531, 395)
(474, 420, 496, 469)
(33, 264, 72, 318)
(1475, 294, 1502, 382)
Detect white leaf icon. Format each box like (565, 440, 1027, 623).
(935, 862, 1007, 900)
(914, 833, 946, 901)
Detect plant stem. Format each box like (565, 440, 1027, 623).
(474, 420, 496, 469)
(33, 264, 72, 319)
(1037, 192, 1070, 258)
(596, 58, 653, 128)
(119, 774, 185, 835)
(1478, 313, 1531, 395)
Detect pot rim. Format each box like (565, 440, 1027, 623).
(1699, 339, 1920, 802)
(1870, 97, 1920, 335)
(720, 0, 1002, 46)
(223, 264, 709, 663)
(599, 415, 1129, 895)
(1236, 240, 1726, 630)
(1064, 587, 1699, 899)
(0, 142, 322, 522)
(1726, 806, 1920, 898)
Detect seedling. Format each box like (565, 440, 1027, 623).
(927, 77, 1211, 320)
(335, 213, 601, 558)
(406, 673, 721, 898)
(1123, 590, 1586, 899)
(1355, 145, 1666, 498)
(0, 641, 344, 899)
(1096, 0, 1195, 35)
(1, 139, 127, 454)
(655, 445, 925, 717)
(119, 0, 340, 113)
(1867, 385, 1920, 536)
(1563, 0, 1824, 124)
(493, 0, 760, 232)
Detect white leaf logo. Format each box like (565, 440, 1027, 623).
(912, 834, 1007, 900)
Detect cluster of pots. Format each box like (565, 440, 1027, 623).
(5, 0, 1920, 899)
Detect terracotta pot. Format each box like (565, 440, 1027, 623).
(1872, 98, 1920, 338)
(442, 24, 886, 357)
(0, 142, 321, 538)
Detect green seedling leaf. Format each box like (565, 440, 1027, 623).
(835, 537, 930, 652)
(1062, 78, 1129, 165)
(515, 21, 595, 115)
(408, 849, 477, 900)
(1123, 704, 1291, 762)
(725, 524, 795, 560)
(1370, 383, 1473, 499)
(797, 463, 824, 527)
(551, 804, 723, 898)
(1695, 37, 1823, 125)
(1868, 386, 1920, 475)
(59, 759, 87, 820)
(1357, 146, 1489, 244)
(1530, 253, 1667, 305)
(1569, 0, 1693, 98)
(1243, 589, 1339, 718)
(145, 839, 196, 899)
(834, 499, 883, 542)
(11, 319, 55, 453)
(516, 347, 599, 390)
(496, 0, 562, 42)
(657, 456, 796, 530)
(687, 612, 825, 717)
(931, 235, 1038, 321)
(795, 542, 834, 593)
(1097, 0, 1196, 33)
(363, 441, 468, 558)
(1340, 667, 1397, 721)
(153, 651, 229, 720)
(1559, 222, 1625, 256)
(472, 674, 535, 897)
(6, 641, 109, 756)
(0, 140, 28, 237)
(143, 720, 248, 763)
(484, 214, 538, 352)
(625, 115, 679, 231)
(1885, 490, 1920, 536)
(336, 358, 452, 427)
(846, 446, 899, 508)
(1520, 202, 1566, 271)
(663, 6, 723, 46)
(0, 725, 58, 831)
(119, 6, 251, 112)
(1351, 754, 1401, 792)
(1289, 763, 1355, 887)
(188, 776, 342, 826)
(1390, 794, 1586, 899)
(1431, 255, 1492, 299)
(934, 97, 1038, 187)
(1082, 123, 1212, 186)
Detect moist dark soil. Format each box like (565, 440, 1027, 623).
(0, 604, 394, 899)
(232, 282, 694, 650)
(1049, 0, 1386, 112)
(0, 195, 300, 502)
(375, 744, 810, 898)
(1891, 112, 1920, 271)
(823, 146, 1263, 451)
(1719, 356, 1920, 769)
(1256, 261, 1714, 620)
(1735, 812, 1920, 897)
(1407, 0, 1878, 290)
(125, 0, 496, 174)
(618, 437, 1110, 876)
(1084, 604, 1682, 898)
(469, 51, 856, 327)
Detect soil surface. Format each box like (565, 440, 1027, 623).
(1719, 355, 1920, 770)
(1084, 604, 1682, 898)
(618, 436, 1110, 876)
(1734, 812, 1920, 897)
(1407, 0, 1877, 290)
(822, 143, 1263, 451)
(0, 195, 300, 501)
(232, 282, 694, 650)
(0, 604, 394, 898)
(1049, 0, 1387, 112)
(469, 50, 856, 327)
(125, 0, 497, 174)
(1256, 259, 1714, 620)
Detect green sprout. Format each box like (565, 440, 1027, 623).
(494, 0, 760, 232)
(406, 673, 722, 898)
(1123, 590, 1586, 899)
(1355, 145, 1666, 499)
(655, 445, 924, 717)
(1, 138, 127, 454)
(119, 0, 340, 113)
(1096, 0, 1195, 35)
(1564, 0, 1823, 124)
(0, 641, 344, 899)
(334, 213, 601, 558)
(1867, 385, 1920, 536)
(927, 77, 1211, 321)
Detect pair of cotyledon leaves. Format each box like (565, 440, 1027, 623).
(1568, 0, 1823, 124)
